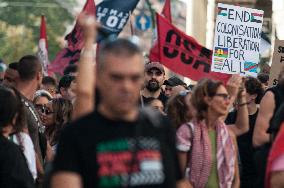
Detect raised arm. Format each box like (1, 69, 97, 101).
(253, 91, 275, 147)
(225, 75, 249, 136)
(227, 88, 249, 136)
(72, 13, 97, 120)
(225, 74, 242, 109)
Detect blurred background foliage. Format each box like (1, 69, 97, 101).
(0, 0, 76, 63)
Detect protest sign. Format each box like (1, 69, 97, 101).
(156, 13, 230, 82)
(269, 40, 284, 86)
(211, 3, 264, 77)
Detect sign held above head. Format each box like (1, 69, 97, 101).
(269, 40, 284, 87)
(212, 3, 264, 77)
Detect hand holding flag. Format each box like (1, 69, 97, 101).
(48, 0, 96, 75)
(73, 12, 98, 120)
(49, 0, 139, 75)
(77, 13, 98, 41)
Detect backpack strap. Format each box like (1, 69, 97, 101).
(184, 122, 194, 178)
(185, 122, 194, 147)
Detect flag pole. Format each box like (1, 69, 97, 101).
(129, 11, 135, 36)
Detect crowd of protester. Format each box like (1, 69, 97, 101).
(1, 13, 284, 188)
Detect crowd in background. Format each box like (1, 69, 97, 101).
(1, 13, 284, 188)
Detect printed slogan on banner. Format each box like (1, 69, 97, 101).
(269, 40, 284, 87)
(212, 3, 264, 77)
(156, 14, 230, 82)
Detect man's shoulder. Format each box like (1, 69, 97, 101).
(266, 86, 277, 95)
(61, 111, 99, 134)
(265, 85, 284, 99)
(20, 97, 36, 117)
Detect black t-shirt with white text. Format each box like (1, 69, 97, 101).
(52, 110, 182, 188)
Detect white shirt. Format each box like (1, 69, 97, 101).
(11, 132, 37, 180)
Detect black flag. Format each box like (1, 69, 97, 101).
(96, 0, 140, 42)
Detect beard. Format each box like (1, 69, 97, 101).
(146, 79, 160, 92)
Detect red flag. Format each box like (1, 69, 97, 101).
(48, 0, 96, 75)
(65, 0, 96, 51)
(149, 0, 172, 62)
(156, 13, 230, 82)
(37, 15, 49, 75)
(48, 48, 81, 75)
(162, 0, 172, 23)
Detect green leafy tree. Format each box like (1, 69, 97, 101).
(0, 0, 76, 63)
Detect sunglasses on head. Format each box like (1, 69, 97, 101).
(179, 90, 191, 96)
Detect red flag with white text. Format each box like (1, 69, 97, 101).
(37, 15, 49, 75)
(156, 13, 231, 82)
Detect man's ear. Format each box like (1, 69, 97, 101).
(36, 71, 43, 86)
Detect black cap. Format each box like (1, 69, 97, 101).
(164, 76, 186, 87)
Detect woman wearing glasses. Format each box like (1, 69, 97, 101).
(33, 90, 53, 117)
(176, 77, 248, 188)
(33, 90, 53, 164)
(42, 98, 73, 156)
